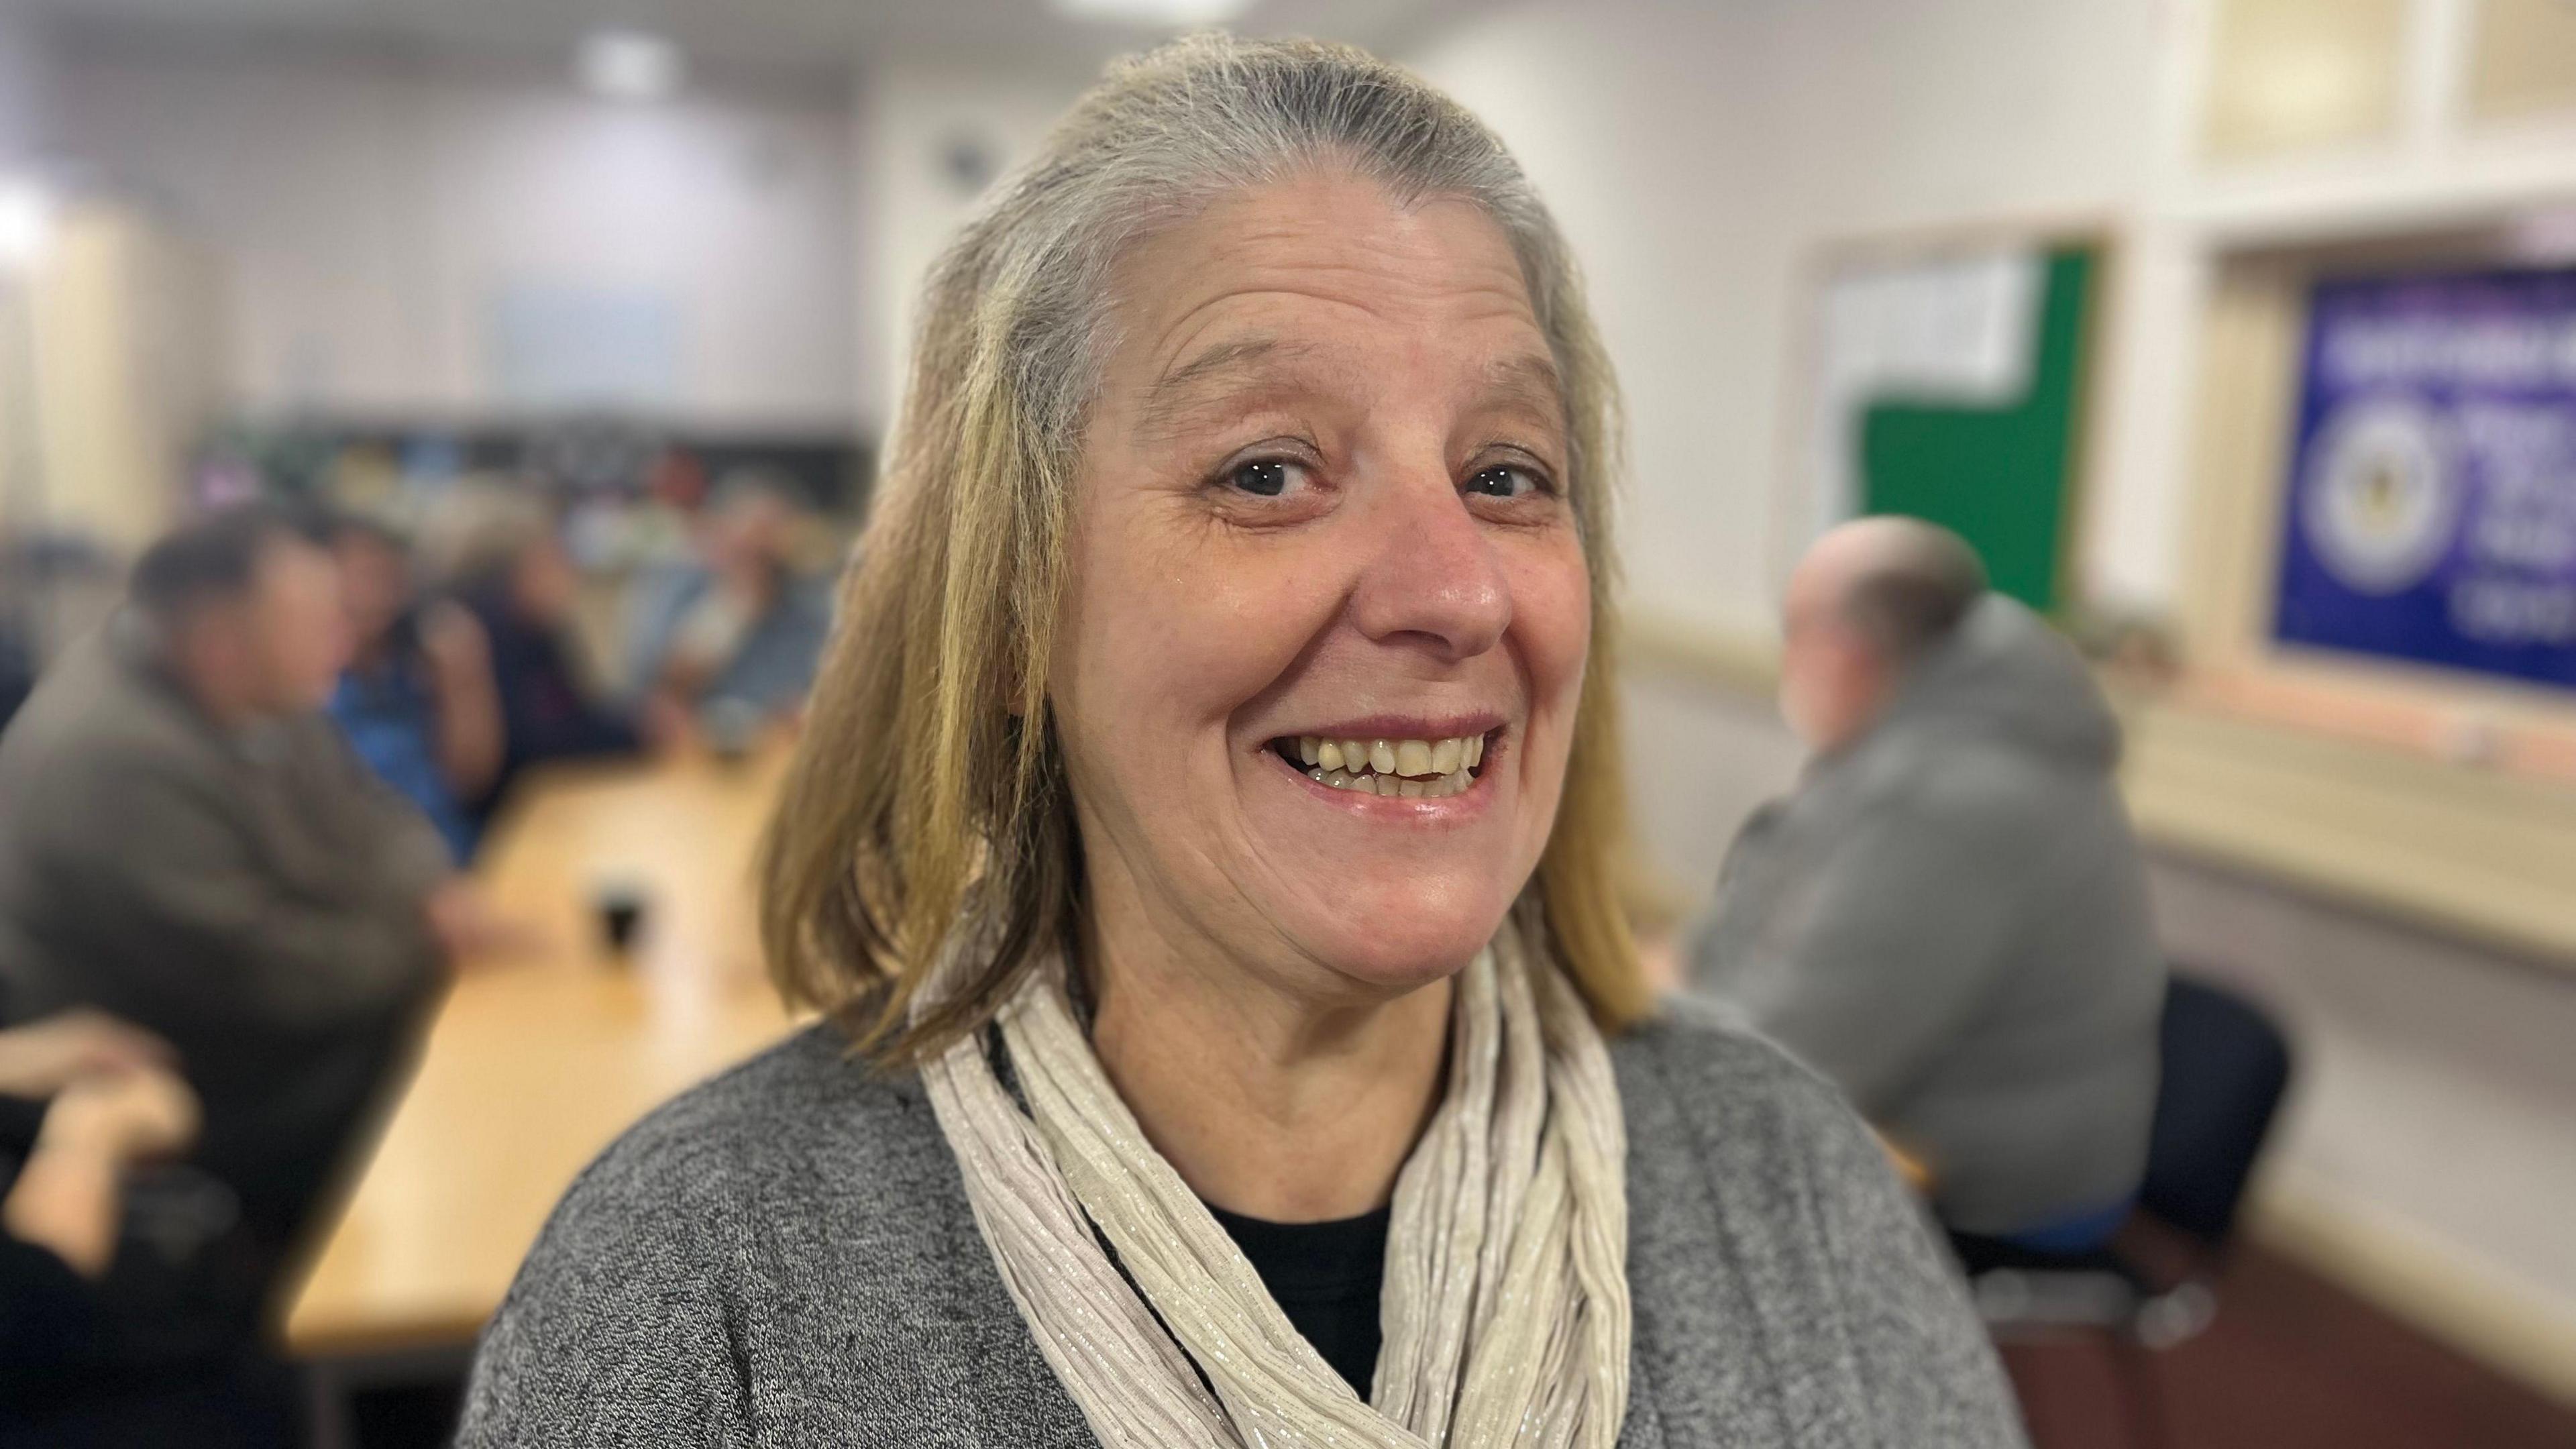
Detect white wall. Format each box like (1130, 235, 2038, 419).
(0, 1, 50, 168)
(54, 41, 860, 431)
(1411, 0, 2169, 638)
(0, 1, 56, 554)
(856, 55, 1089, 431)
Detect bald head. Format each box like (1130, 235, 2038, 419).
(1794, 516, 1988, 666)
(1778, 517, 1988, 752)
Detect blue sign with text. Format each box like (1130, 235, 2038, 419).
(2275, 268, 2576, 690)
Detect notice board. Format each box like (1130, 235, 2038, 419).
(2274, 266, 2576, 691)
(1800, 239, 2102, 612)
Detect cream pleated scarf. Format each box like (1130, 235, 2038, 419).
(917, 909, 1631, 1449)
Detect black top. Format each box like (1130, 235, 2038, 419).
(458, 587, 640, 820)
(0, 1093, 301, 1444)
(1205, 1200, 1390, 1399)
(1, 1091, 111, 1396)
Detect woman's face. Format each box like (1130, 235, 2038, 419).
(1050, 173, 1591, 1005)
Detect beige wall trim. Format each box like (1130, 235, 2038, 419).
(1619, 610, 1780, 698)
(1621, 608, 2576, 971)
(2118, 700, 2576, 969)
(2249, 1181, 2576, 1407)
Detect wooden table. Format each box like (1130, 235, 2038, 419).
(284, 747, 798, 1358)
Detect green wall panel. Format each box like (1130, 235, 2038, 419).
(1856, 246, 2094, 611)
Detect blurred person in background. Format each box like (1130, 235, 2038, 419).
(1, 549, 44, 731)
(0, 621, 32, 731)
(1, 1010, 291, 1446)
(420, 484, 641, 820)
(623, 472, 832, 737)
(0, 504, 502, 1356)
(1689, 517, 2165, 1269)
(327, 514, 504, 861)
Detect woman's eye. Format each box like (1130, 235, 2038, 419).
(1464, 464, 1544, 499)
(1224, 458, 1304, 497)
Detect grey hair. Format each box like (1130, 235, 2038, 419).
(910, 31, 1618, 519)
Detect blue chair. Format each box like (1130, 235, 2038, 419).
(1968, 973, 2294, 1446)
(2136, 975, 2295, 1252)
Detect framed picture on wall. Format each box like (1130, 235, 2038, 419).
(1782, 225, 2111, 616)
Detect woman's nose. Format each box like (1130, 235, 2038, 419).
(1346, 472, 1513, 663)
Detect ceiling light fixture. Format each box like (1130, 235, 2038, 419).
(1053, 0, 1256, 27)
(0, 177, 56, 274)
(576, 28, 686, 101)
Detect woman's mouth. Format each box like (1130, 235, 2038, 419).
(1266, 731, 1492, 800)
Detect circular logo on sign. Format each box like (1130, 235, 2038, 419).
(2302, 396, 2460, 596)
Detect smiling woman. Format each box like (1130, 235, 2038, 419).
(458, 34, 2028, 1449)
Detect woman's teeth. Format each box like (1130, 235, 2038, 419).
(1289, 733, 1486, 799)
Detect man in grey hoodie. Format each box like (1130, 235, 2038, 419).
(1690, 517, 2164, 1263)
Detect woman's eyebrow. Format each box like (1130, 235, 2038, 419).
(1480, 352, 1568, 429)
(1137, 336, 1324, 431)
(1134, 339, 1566, 437)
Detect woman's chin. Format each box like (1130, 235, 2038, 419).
(1293, 902, 1514, 999)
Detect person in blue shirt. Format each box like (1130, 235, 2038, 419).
(325, 517, 500, 862)
(623, 474, 833, 737)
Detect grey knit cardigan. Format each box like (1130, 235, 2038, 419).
(457, 1002, 2029, 1448)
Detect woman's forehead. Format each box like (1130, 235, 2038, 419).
(1097, 176, 1557, 428)
(1108, 180, 1541, 362)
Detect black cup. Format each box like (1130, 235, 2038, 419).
(702, 697, 761, 766)
(596, 884, 649, 955)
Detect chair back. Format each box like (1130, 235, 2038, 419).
(2137, 974, 2292, 1252)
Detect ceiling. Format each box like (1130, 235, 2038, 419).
(28, 0, 1479, 85)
